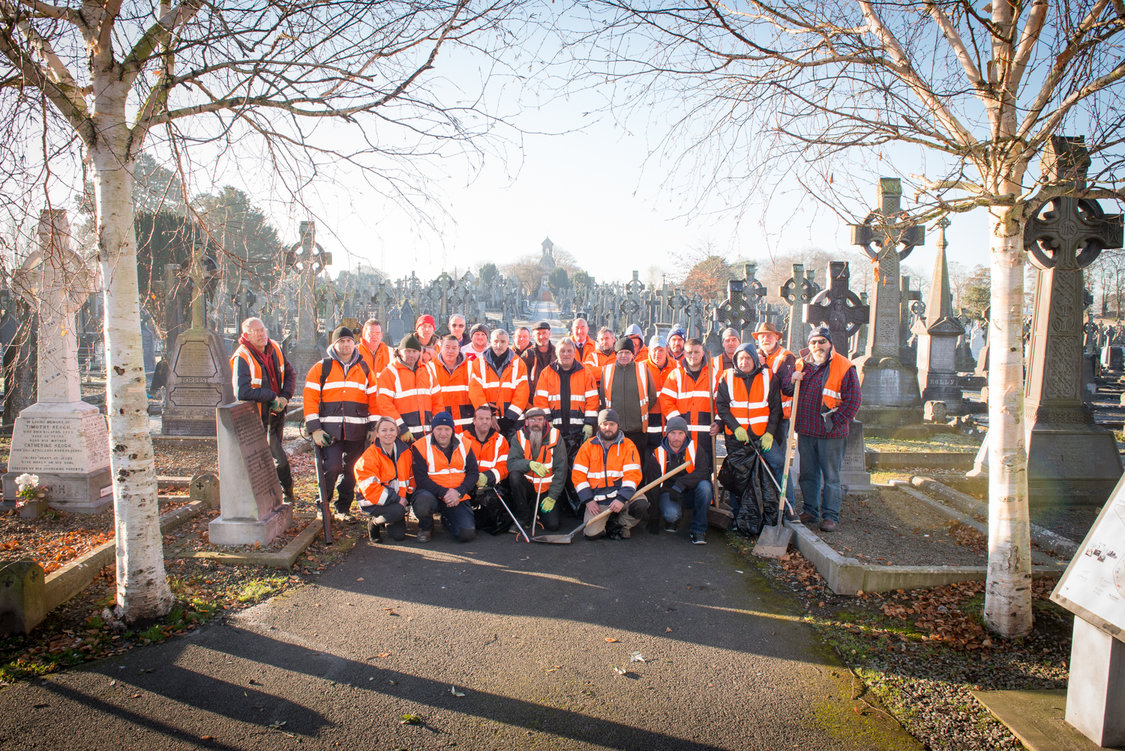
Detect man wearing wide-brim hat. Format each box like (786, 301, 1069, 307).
(752, 321, 798, 504)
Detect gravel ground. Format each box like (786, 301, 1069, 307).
(818, 488, 987, 566)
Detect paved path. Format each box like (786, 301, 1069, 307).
(0, 529, 920, 750)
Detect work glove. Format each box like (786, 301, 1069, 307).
(311, 429, 331, 447)
(733, 427, 749, 443)
(272, 396, 289, 413)
(476, 474, 488, 489)
(760, 433, 774, 452)
(528, 461, 548, 477)
(401, 431, 416, 444)
(268, 398, 281, 413)
(582, 424, 594, 440)
(540, 497, 556, 513)
(823, 412, 835, 433)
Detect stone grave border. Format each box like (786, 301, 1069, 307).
(168, 519, 321, 569)
(783, 481, 1068, 595)
(865, 450, 976, 471)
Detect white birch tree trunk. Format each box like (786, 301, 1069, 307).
(983, 201, 1032, 637)
(91, 78, 173, 621)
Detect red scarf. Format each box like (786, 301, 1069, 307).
(239, 333, 281, 393)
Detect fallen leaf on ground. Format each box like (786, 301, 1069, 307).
(450, 686, 465, 697)
(604, 637, 620, 643)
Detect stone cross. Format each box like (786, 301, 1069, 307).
(1023, 135, 1123, 507)
(780, 263, 815, 352)
(805, 261, 870, 353)
(716, 278, 756, 339)
(851, 178, 924, 362)
(619, 270, 644, 329)
(11, 210, 94, 403)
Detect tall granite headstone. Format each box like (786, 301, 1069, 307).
(286, 221, 331, 380)
(1, 210, 111, 512)
(849, 178, 924, 425)
(1023, 136, 1123, 509)
(915, 217, 966, 412)
(208, 402, 292, 545)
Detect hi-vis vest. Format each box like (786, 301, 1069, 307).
(354, 442, 413, 507)
(516, 426, 561, 493)
(419, 435, 471, 500)
(468, 353, 529, 420)
(232, 341, 287, 420)
(659, 363, 719, 447)
(654, 440, 697, 478)
(462, 429, 509, 485)
(303, 356, 376, 442)
(534, 363, 599, 431)
(795, 351, 853, 410)
(602, 362, 652, 433)
(723, 368, 771, 437)
(763, 348, 794, 419)
(376, 358, 435, 440)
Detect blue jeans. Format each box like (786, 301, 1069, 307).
(763, 422, 797, 506)
(797, 435, 845, 523)
(411, 489, 477, 542)
(659, 480, 713, 536)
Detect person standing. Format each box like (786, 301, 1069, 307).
(506, 407, 567, 532)
(712, 328, 741, 375)
(461, 322, 490, 361)
(521, 321, 556, 393)
(667, 325, 687, 363)
(571, 408, 647, 539)
(431, 335, 473, 433)
(358, 318, 390, 375)
(786, 326, 862, 532)
(659, 337, 721, 474)
(414, 314, 440, 363)
(376, 335, 435, 443)
(641, 334, 676, 441)
(304, 325, 378, 519)
(512, 326, 532, 357)
(448, 314, 469, 347)
(468, 329, 529, 437)
(646, 416, 711, 544)
(353, 416, 413, 542)
(601, 338, 658, 453)
(753, 321, 797, 501)
(583, 327, 617, 390)
(410, 412, 479, 543)
(569, 317, 595, 364)
(231, 317, 297, 503)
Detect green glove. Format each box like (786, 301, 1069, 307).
(268, 398, 281, 413)
(540, 497, 556, 513)
(528, 461, 548, 477)
(312, 429, 331, 447)
(582, 424, 594, 440)
(476, 474, 488, 488)
(760, 433, 774, 451)
(733, 427, 749, 443)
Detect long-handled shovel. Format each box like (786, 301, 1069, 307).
(312, 440, 334, 545)
(530, 483, 543, 537)
(707, 431, 733, 530)
(493, 489, 531, 542)
(532, 463, 688, 544)
(753, 380, 799, 558)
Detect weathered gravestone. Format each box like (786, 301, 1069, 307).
(285, 221, 330, 380)
(0, 561, 46, 635)
(914, 217, 966, 412)
(162, 245, 235, 436)
(2, 210, 112, 512)
(802, 261, 873, 493)
(208, 402, 292, 545)
(849, 178, 924, 425)
(1049, 471, 1125, 746)
(780, 263, 815, 353)
(1023, 136, 1123, 509)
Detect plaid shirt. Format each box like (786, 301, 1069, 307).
(782, 355, 861, 439)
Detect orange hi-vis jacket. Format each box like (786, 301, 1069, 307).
(303, 354, 378, 442)
(583, 349, 616, 388)
(762, 347, 795, 419)
(571, 337, 595, 365)
(603, 361, 655, 436)
(462, 428, 510, 485)
(721, 368, 772, 437)
(417, 434, 472, 501)
(430, 355, 474, 432)
(359, 340, 390, 376)
(795, 351, 853, 409)
(515, 426, 562, 494)
(353, 441, 413, 507)
(572, 433, 643, 504)
(376, 355, 436, 441)
(659, 362, 720, 448)
(653, 439, 697, 477)
(231, 340, 287, 421)
(468, 351, 529, 421)
(643, 355, 676, 434)
(711, 352, 735, 377)
(533, 362, 599, 433)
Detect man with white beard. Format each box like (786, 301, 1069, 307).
(506, 407, 567, 532)
(786, 326, 862, 532)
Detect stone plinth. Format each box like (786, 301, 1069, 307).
(163, 327, 235, 436)
(0, 561, 46, 635)
(1065, 617, 1125, 747)
(2, 401, 111, 513)
(841, 420, 873, 494)
(208, 402, 291, 546)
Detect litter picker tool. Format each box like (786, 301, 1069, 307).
(493, 489, 531, 542)
(531, 483, 543, 537)
(531, 463, 688, 544)
(312, 438, 334, 545)
(753, 379, 799, 558)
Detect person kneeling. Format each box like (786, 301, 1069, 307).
(572, 409, 647, 540)
(507, 408, 568, 533)
(409, 413, 478, 543)
(353, 416, 412, 543)
(647, 416, 712, 545)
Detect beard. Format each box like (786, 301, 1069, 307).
(811, 348, 830, 365)
(598, 426, 619, 442)
(527, 427, 544, 457)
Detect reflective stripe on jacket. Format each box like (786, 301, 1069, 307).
(468, 352, 529, 420)
(764, 347, 794, 419)
(303, 355, 377, 442)
(571, 434, 643, 504)
(354, 441, 413, 506)
(722, 368, 771, 437)
(659, 363, 719, 450)
(462, 429, 510, 485)
(533, 362, 599, 432)
(516, 426, 561, 493)
(419, 435, 471, 500)
(376, 357, 436, 440)
(603, 362, 652, 434)
(430, 356, 474, 432)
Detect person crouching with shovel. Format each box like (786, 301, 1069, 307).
(571, 409, 647, 540)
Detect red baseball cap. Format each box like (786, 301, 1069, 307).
(415, 314, 436, 329)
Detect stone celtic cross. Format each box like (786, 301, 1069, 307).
(781, 263, 815, 352)
(716, 278, 756, 338)
(805, 261, 870, 353)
